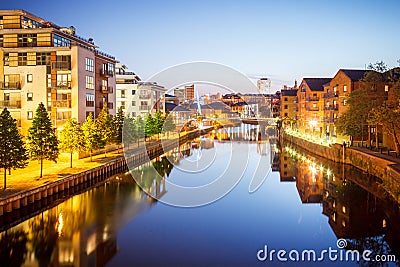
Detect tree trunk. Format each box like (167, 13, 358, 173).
(90, 151, 93, 162)
(70, 151, 73, 168)
(3, 167, 6, 191)
(40, 158, 43, 178)
(375, 124, 379, 149)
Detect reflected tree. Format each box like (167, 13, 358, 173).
(0, 230, 28, 267)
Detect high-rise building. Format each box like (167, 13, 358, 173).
(0, 9, 117, 134)
(174, 84, 195, 104)
(257, 78, 271, 94)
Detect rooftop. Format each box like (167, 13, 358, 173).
(303, 78, 332, 91)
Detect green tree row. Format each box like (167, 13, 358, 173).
(0, 103, 176, 190)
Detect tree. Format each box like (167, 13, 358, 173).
(27, 103, 59, 178)
(114, 106, 124, 152)
(0, 108, 28, 190)
(122, 115, 136, 149)
(144, 113, 155, 139)
(59, 119, 84, 168)
(135, 116, 145, 146)
(81, 112, 102, 162)
(368, 68, 400, 154)
(96, 105, 114, 157)
(153, 110, 165, 138)
(162, 113, 176, 138)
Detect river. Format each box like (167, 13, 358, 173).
(0, 125, 399, 267)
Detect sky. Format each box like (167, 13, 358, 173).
(3, 0, 400, 92)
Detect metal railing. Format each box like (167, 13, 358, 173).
(324, 105, 338, 111)
(0, 82, 21, 90)
(323, 92, 338, 98)
(53, 100, 71, 108)
(51, 61, 71, 70)
(0, 100, 21, 108)
(99, 85, 113, 93)
(306, 106, 320, 111)
(100, 69, 114, 77)
(139, 94, 151, 99)
(323, 118, 337, 124)
(306, 96, 320, 102)
(52, 81, 72, 89)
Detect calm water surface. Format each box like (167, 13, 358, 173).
(1, 126, 399, 267)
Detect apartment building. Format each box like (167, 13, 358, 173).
(297, 78, 331, 137)
(174, 84, 195, 104)
(116, 72, 166, 118)
(0, 10, 116, 134)
(115, 63, 141, 115)
(280, 89, 298, 128)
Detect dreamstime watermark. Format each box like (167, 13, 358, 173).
(122, 62, 272, 207)
(257, 239, 396, 263)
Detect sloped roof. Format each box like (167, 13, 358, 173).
(340, 69, 368, 81)
(165, 102, 191, 112)
(207, 102, 230, 110)
(303, 78, 332, 91)
(281, 89, 298, 96)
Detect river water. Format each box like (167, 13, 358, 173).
(0, 125, 399, 267)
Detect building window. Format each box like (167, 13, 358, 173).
(343, 85, 347, 92)
(18, 53, 27, 66)
(18, 33, 37, 47)
(108, 63, 114, 76)
(121, 101, 126, 109)
(284, 113, 288, 117)
(131, 112, 136, 117)
(57, 74, 72, 88)
(53, 34, 71, 47)
(343, 99, 347, 106)
(57, 111, 71, 120)
(284, 105, 288, 109)
(131, 90, 136, 95)
(36, 52, 51, 65)
(27, 111, 33, 120)
(0, 35, 3, 47)
(121, 90, 126, 98)
(284, 97, 288, 101)
(27, 74, 33, 83)
(385, 85, 389, 92)
(85, 57, 94, 72)
(313, 103, 317, 108)
(132, 101, 136, 106)
(86, 93, 94, 107)
(85, 76, 94, 89)
(27, 92, 33, 101)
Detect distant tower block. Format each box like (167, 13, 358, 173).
(257, 78, 271, 94)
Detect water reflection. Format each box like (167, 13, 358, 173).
(280, 145, 400, 263)
(1, 126, 400, 266)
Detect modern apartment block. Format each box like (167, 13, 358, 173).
(280, 89, 298, 125)
(116, 64, 165, 118)
(115, 63, 141, 115)
(0, 9, 117, 134)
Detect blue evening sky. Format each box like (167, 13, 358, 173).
(3, 0, 400, 91)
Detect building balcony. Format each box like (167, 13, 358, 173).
(0, 82, 21, 90)
(323, 118, 337, 124)
(99, 85, 113, 93)
(99, 102, 114, 109)
(139, 94, 151, 99)
(0, 100, 21, 109)
(306, 96, 320, 102)
(306, 106, 320, 111)
(323, 92, 338, 98)
(324, 105, 338, 111)
(53, 100, 71, 108)
(52, 81, 72, 89)
(51, 61, 71, 70)
(140, 105, 150, 111)
(100, 69, 114, 77)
